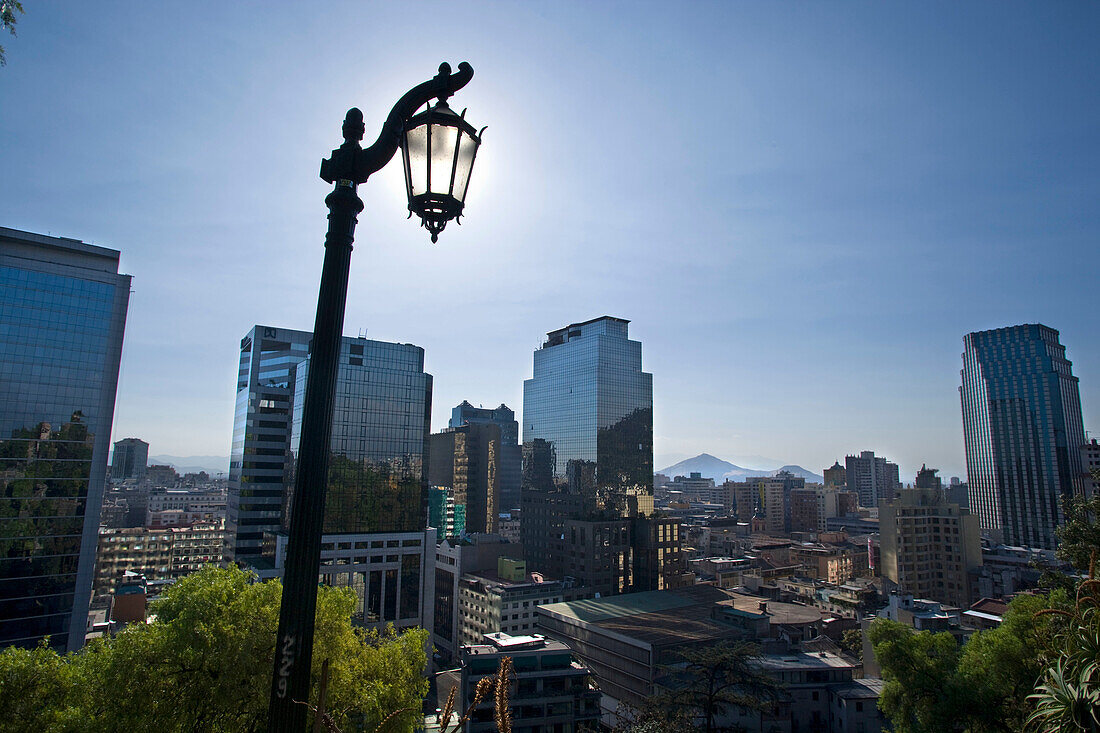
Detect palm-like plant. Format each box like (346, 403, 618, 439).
(1027, 554, 1100, 732)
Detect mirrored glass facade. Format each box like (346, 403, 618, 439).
(227, 326, 312, 564)
(961, 324, 1087, 549)
(0, 228, 130, 651)
(285, 338, 432, 535)
(522, 316, 653, 492)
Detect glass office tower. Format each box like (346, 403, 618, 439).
(227, 326, 312, 564)
(275, 336, 435, 632)
(522, 316, 653, 491)
(285, 339, 432, 535)
(0, 227, 130, 651)
(961, 324, 1087, 549)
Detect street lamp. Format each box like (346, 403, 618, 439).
(269, 62, 481, 732)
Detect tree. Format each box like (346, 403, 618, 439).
(0, 566, 429, 732)
(868, 619, 967, 733)
(1055, 469, 1100, 572)
(1026, 565, 1100, 732)
(956, 592, 1068, 733)
(840, 628, 864, 663)
(0, 0, 22, 66)
(869, 591, 1072, 733)
(636, 641, 781, 733)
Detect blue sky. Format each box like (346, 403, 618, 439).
(1, 2, 1097, 480)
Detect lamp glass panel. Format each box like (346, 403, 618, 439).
(404, 124, 428, 197)
(452, 131, 477, 204)
(428, 123, 459, 195)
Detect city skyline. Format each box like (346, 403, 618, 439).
(2, 3, 1099, 481)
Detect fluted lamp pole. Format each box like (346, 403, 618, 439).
(268, 62, 482, 732)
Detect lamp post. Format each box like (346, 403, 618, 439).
(268, 62, 482, 732)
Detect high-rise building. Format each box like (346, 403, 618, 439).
(0, 227, 131, 651)
(823, 461, 846, 489)
(522, 316, 653, 491)
(110, 438, 149, 482)
(961, 324, 1087, 549)
(276, 335, 436, 632)
(790, 487, 841, 533)
(228, 326, 436, 631)
(879, 489, 983, 608)
(914, 465, 942, 490)
(429, 422, 502, 537)
(449, 401, 522, 512)
(750, 470, 805, 533)
(520, 317, 685, 596)
(1083, 438, 1100, 498)
(227, 325, 312, 564)
(845, 451, 900, 507)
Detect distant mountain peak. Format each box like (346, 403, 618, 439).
(657, 454, 824, 484)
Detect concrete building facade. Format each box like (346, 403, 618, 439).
(879, 489, 983, 608)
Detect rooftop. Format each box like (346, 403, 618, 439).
(833, 677, 886, 699)
(538, 585, 825, 647)
(759, 651, 855, 672)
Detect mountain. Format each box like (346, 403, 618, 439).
(658, 454, 824, 484)
(149, 455, 230, 476)
(658, 453, 753, 481)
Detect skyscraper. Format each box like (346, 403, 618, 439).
(961, 324, 1087, 549)
(281, 336, 435, 631)
(0, 227, 131, 651)
(227, 326, 436, 630)
(845, 451, 900, 507)
(429, 422, 501, 537)
(523, 316, 653, 490)
(227, 326, 312, 564)
(449, 401, 521, 512)
(520, 317, 685, 596)
(111, 438, 149, 482)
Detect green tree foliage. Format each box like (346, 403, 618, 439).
(0, 0, 22, 66)
(869, 591, 1072, 733)
(1026, 573, 1100, 732)
(627, 641, 781, 733)
(1055, 469, 1100, 572)
(868, 619, 967, 733)
(0, 566, 429, 732)
(839, 627, 864, 663)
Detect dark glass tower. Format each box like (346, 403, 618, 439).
(0, 227, 130, 651)
(279, 336, 434, 631)
(449, 401, 521, 511)
(285, 338, 432, 535)
(110, 438, 148, 482)
(961, 324, 1087, 549)
(522, 316, 653, 491)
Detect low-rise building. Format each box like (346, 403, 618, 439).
(434, 535, 520, 664)
(459, 632, 601, 733)
(790, 543, 869, 585)
(94, 520, 226, 598)
(458, 561, 564, 650)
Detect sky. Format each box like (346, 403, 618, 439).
(1, 2, 1098, 481)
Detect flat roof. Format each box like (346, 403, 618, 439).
(0, 225, 121, 261)
(760, 651, 854, 672)
(833, 677, 885, 698)
(538, 585, 825, 647)
(546, 315, 629, 336)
